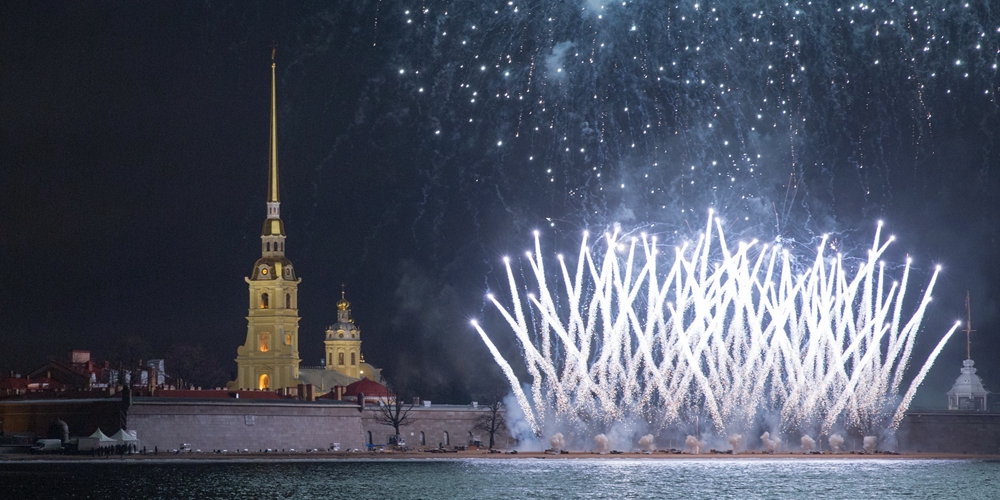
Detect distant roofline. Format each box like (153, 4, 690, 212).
(1, 395, 499, 410)
(0, 398, 123, 406)
(904, 409, 1000, 415)
(131, 397, 360, 407)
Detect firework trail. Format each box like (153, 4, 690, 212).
(473, 213, 959, 436)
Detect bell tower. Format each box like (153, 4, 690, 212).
(324, 286, 363, 379)
(235, 49, 302, 390)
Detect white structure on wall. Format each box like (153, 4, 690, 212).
(947, 359, 989, 411)
(947, 292, 990, 411)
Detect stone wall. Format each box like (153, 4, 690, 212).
(0, 399, 121, 438)
(128, 399, 366, 451)
(897, 411, 1000, 454)
(13, 398, 999, 454)
(361, 404, 512, 449)
(1, 397, 515, 452)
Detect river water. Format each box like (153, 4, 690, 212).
(1, 458, 997, 499)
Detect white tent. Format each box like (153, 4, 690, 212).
(78, 428, 115, 451)
(111, 429, 139, 448)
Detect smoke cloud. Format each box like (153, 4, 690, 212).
(863, 436, 878, 454)
(728, 434, 743, 454)
(549, 433, 565, 452)
(761, 432, 781, 453)
(829, 434, 845, 453)
(801, 435, 816, 453)
(545, 41, 575, 81)
(638, 434, 655, 452)
(593, 434, 611, 454)
(685, 435, 705, 454)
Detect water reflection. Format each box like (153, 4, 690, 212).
(1, 458, 996, 499)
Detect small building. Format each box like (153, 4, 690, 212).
(947, 359, 989, 411)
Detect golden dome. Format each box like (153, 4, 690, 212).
(336, 287, 350, 311)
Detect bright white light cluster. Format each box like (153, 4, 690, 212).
(473, 214, 959, 436)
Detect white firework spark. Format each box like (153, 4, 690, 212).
(473, 212, 959, 436)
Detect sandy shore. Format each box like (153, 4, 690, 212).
(2, 450, 997, 462)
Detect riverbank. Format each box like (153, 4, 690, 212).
(2, 449, 997, 462)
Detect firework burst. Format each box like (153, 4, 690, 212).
(474, 212, 958, 436)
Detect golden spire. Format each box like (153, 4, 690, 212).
(260, 47, 286, 244)
(268, 46, 279, 204)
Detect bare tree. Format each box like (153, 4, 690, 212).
(373, 395, 415, 445)
(165, 342, 229, 389)
(473, 385, 507, 449)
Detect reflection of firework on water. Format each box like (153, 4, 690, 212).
(473, 212, 959, 436)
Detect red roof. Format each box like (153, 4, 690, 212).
(154, 390, 284, 400)
(0, 376, 64, 391)
(343, 378, 392, 398)
(316, 390, 341, 400)
(0, 389, 110, 401)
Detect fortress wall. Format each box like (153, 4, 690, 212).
(361, 405, 511, 449)
(10, 398, 998, 454)
(2, 398, 512, 452)
(897, 412, 1000, 454)
(128, 399, 366, 451)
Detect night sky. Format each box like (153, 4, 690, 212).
(2, 1, 998, 406)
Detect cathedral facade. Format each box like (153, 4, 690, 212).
(233, 53, 377, 392)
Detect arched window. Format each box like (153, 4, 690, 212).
(444, 431, 450, 446)
(286, 294, 291, 309)
(259, 332, 270, 352)
(327, 353, 332, 366)
(258, 373, 270, 390)
(266, 242, 271, 252)
(420, 432, 425, 445)
(351, 352, 356, 365)
(338, 352, 345, 366)
(260, 293, 269, 309)
(285, 334, 292, 346)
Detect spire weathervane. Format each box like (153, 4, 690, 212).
(964, 290, 975, 360)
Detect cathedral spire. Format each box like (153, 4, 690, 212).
(267, 46, 281, 217)
(260, 48, 287, 257)
(236, 48, 301, 392)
